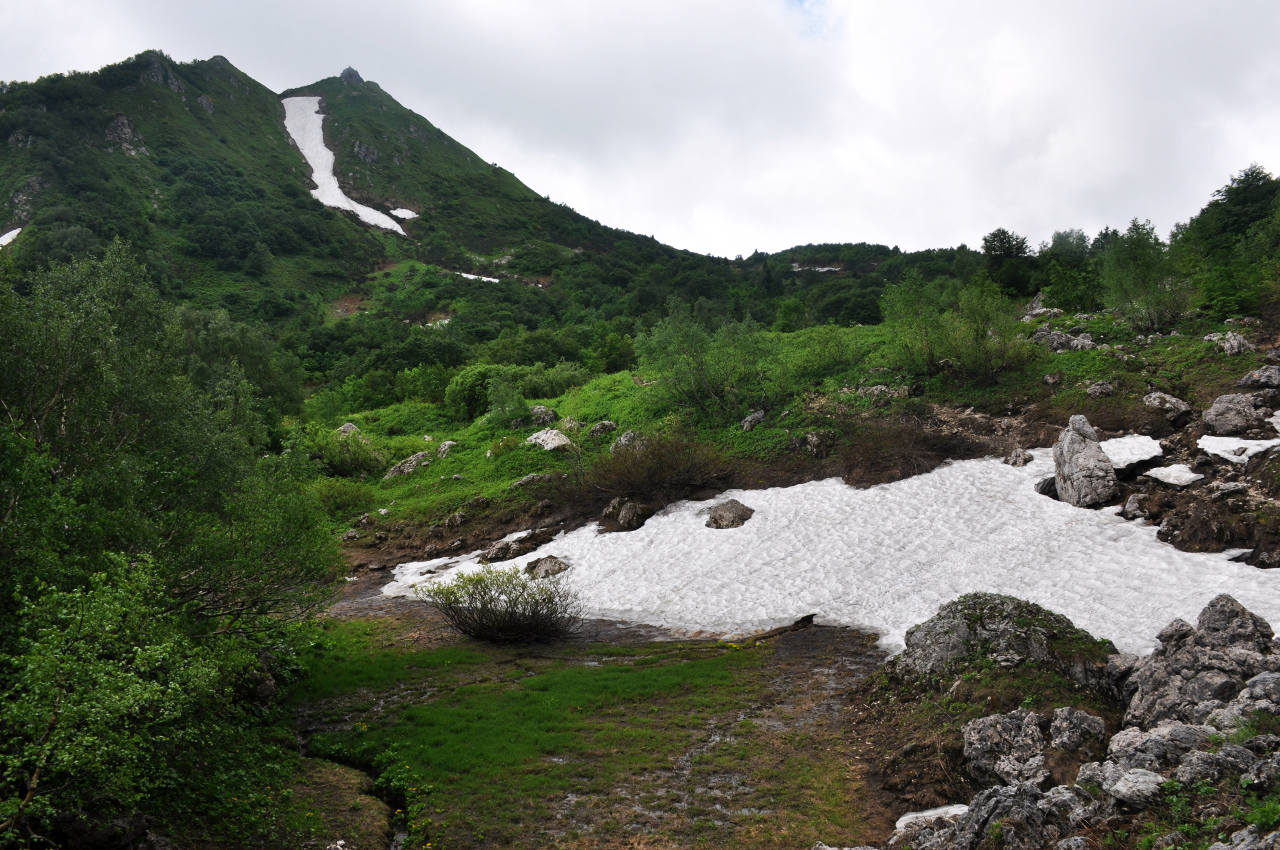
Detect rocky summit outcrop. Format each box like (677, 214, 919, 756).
(1053, 415, 1118, 507)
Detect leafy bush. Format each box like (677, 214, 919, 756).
(415, 566, 581, 641)
(880, 272, 1032, 384)
(635, 301, 776, 417)
(312, 477, 377, 520)
(444, 363, 505, 420)
(301, 424, 387, 479)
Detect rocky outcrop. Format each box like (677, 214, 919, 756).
(508, 472, 558, 490)
(961, 707, 1107, 789)
(1240, 365, 1280, 389)
(1143, 391, 1193, 426)
(706, 499, 754, 529)
(616, 501, 649, 530)
(601, 497, 651, 531)
(962, 709, 1048, 786)
(1121, 594, 1279, 728)
(610, 430, 640, 453)
(832, 596, 1280, 850)
(1003, 447, 1033, 467)
(890, 593, 1115, 690)
(1203, 393, 1267, 435)
(1053, 415, 1118, 507)
(383, 450, 430, 479)
(437, 439, 458, 458)
(1032, 325, 1096, 352)
(741, 409, 765, 431)
(1206, 331, 1256, 355)
(529, 405, 558, 426)
(588, 420, 617, 437)
(525, 555, 570, 579)
(525, 429, 572, 451)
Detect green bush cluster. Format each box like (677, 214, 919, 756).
(415, 566, 582, 642)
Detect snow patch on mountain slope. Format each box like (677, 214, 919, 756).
(281, 97, 405, 235)
(0, 228, 21, 248)
(384, 444, 1280, 655)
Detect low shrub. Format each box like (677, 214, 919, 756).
(301, 424, 387, 479)
(311, 477, 376, 520)
(415, 567, 581, 642)
(582, 433, 729, 503)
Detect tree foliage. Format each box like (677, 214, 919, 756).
(1100, 219, 1190, 330)
(0, 245, 338, 843)
(880, 272, 1031, 384)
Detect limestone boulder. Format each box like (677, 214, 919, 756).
(1203, 393, 1266, 435)
(1122, 595, 1280, 729)
(1053, 415, 1118, 507)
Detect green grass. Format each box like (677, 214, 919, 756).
(298, 621, 769, 848)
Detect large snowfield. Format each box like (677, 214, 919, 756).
(281, 97, 406, 235)
(384, 437, 1280, 655)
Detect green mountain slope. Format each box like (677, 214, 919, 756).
(0, 51, 662, 323)
(284, 68, 608, 255)
(0, 51, 387, 315)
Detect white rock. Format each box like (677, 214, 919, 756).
(525, 429, 572, 451)
(893, 803, 970, 831)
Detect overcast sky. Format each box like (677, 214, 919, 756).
(5, 1, 1279, 258)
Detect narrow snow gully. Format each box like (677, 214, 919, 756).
(280, 96, 406, 235)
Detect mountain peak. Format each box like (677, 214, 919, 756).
(339, 67, 364, 86)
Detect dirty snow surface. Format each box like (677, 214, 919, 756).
(1199, 435, 1280, 464)
(281, 97, 406, 235)
(384, 444, 1280, 655)
(0, 227, 21, 248)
